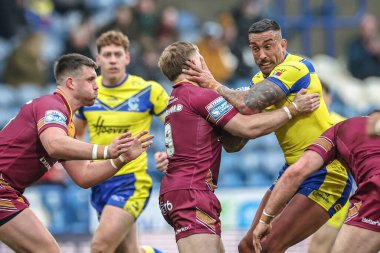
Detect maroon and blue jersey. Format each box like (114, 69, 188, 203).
(307, 116, 380, 183)
(159, 81, 238, 195)
(0, 92, 74, 192)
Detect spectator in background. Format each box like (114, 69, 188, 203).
(197, 21, 237, 83)
(347, 13, 380, 79)
(63, 16, 95, 59)
(0, 0, 27, 39)
(96, 4, 137, 40)
(3, 31, 47, 87)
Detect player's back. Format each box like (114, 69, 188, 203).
(253, 53, 333, 164)
(160, 82, 233, 195)
(334, 117, 380, 182)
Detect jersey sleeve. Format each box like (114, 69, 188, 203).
(191, 88, 238, 128)
(306, 124, 340, 165)
(149, 81, 169, 116)
(266, 60, 312, 95)
(35, 98, 70, 136)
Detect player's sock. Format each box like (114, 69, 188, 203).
(141, 245, 163, 253)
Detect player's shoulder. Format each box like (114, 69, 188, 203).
(280, 53, 315, 73)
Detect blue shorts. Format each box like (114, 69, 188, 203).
(91, 172, 152, 219)
(271, 160, 353, 217)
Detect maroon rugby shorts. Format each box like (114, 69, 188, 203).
(159, 189, 222, 241)
(0, 179, 29, 225)
(345, 174, 380, 232)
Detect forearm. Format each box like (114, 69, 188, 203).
(222, 130, 249, 153)
(63, 157, 128, 188)
(47, 136, 107, 160)
(217, 86, 259, 115)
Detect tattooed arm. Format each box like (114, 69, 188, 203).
(183, 57, 286, 115)
(217, 80, 286, 115)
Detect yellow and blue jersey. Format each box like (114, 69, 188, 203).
(252, 53, 332, 164)
(76, 74, 169, 176)
(253, 52, 352, 217)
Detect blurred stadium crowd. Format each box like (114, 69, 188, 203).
(0, 0, 380, 236)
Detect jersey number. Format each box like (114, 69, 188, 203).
(165, 123, 175, 157)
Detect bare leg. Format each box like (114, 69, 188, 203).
(91, 205, 137, 253)
(308, 223, 340, 253)
(332, 224, 380, 253)
(238, 190, 272, 253)
(0, 208, 60, 253)
(177, 234, 222, 253)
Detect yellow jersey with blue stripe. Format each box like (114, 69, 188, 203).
(252, 53, 332, 164)
(254, 53, 352, 217)
(76, 74, 169, 176)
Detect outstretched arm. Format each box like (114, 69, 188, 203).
(183, 57, 286, 115)
(252, 150, 324, 252)
(223, 89, 319, 139)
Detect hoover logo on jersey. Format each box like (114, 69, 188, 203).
(44, 110, 67, 126)
(206, 97, 233, 122)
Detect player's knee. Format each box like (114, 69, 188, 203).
(261, 237, 286, 253)
(91, 238, 112, 253)
(238, 236, 254, 253)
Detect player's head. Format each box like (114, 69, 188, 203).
(158, 41, 200, 82)
(248, 19, 287, 77)
(54, 53, 98, 106)
(96, 30, 131, 83)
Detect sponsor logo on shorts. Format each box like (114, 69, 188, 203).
(111, 195, 126, 203)
(206, 97, 232, 121)
(311, 190, 330, 204)
(361, 217, 380, 226)
(346, 201, 362, 222)
(175, 224, 192, 235)
(159, 200, 173, 216)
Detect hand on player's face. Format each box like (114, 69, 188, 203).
(293, 88, 320, 114)
(182, 55, 220, 90)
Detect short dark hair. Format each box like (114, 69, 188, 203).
(54, 53, 97, 84)
(248, 19, 281, 34)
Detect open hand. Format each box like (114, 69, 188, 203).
(182, 56, 221, 90)
(120, 131, 154, 162)
(154, 151, 168, 172)
(293, 88, 320, 114)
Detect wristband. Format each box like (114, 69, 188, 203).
(375, 119, 380, 135)
(119, 155, 126, 163)
(103, 146, 108, 159)
(263, 210, 275, 218)
(92, 144, 98, 160)
(292, 101, 299, 111)
(283, 106, 292, 120)
(110, 159, 118, 170)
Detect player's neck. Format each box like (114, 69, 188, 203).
(102, 73, 127, 87)
(173, 79, 199, 87)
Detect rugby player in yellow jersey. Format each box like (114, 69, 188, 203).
(183, 19, 352, 253)
(73, 31, 168, 253)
